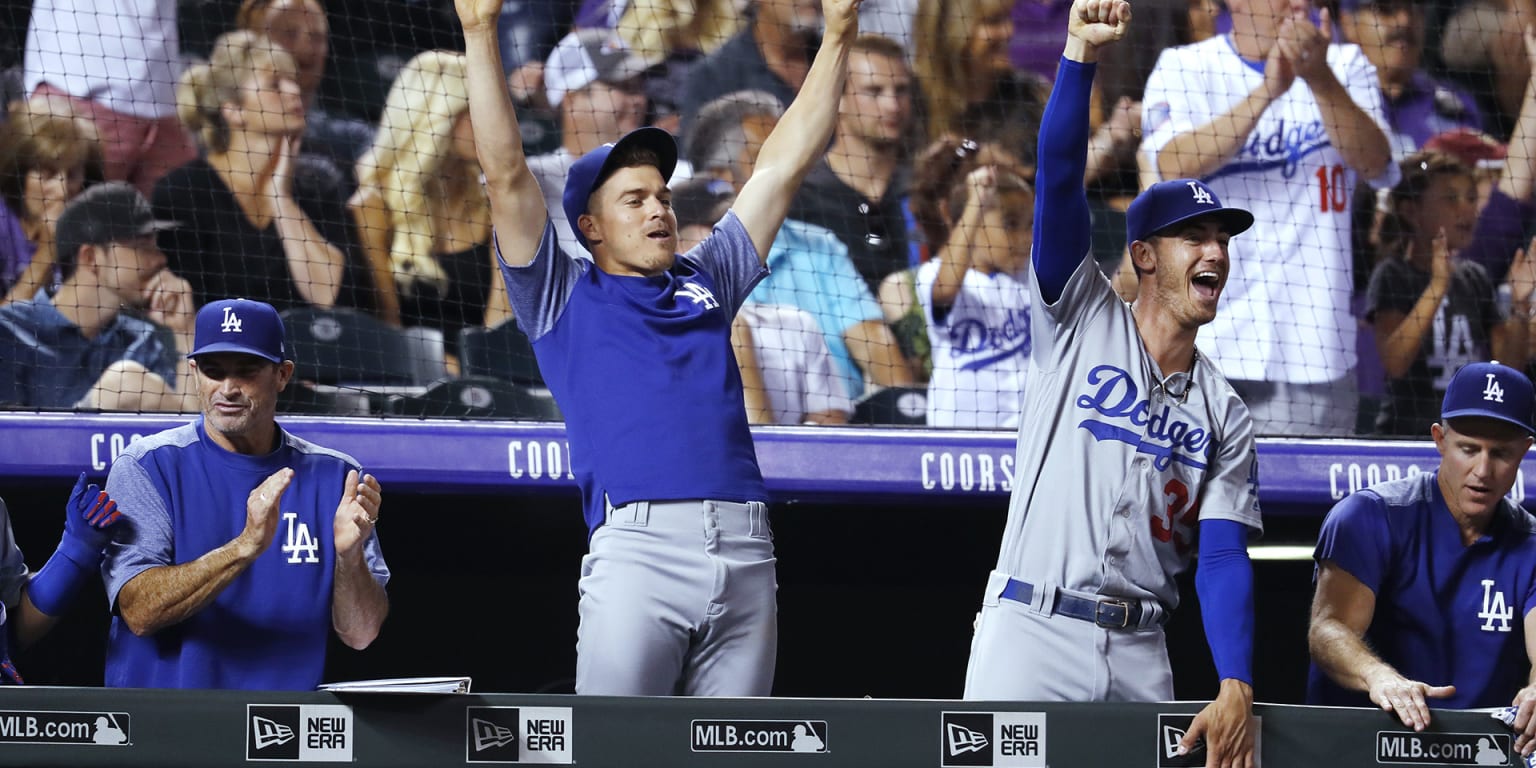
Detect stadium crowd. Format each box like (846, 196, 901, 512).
(0, 0, 1532, 435)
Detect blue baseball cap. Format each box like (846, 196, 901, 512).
(1442, 361, 1536, 434)
(188, 298, 286, 363)
(1126, 178, 1255, 244)
(562, 126, 679, 249)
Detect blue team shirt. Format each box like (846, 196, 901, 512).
(499, 212, 770, 534)
(1306, 472, 1536, 709)
(101, 419, 389, 691)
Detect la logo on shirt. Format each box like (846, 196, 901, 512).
(281, 512, 320, 564)
(1479, 579, 1513, 633)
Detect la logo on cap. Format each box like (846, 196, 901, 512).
(1186, 181, 1214, 205)
(1483, 371, 1506, 402)
(221, 305, 243, 334)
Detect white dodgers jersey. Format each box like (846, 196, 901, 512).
(916, 260, 1031, 429)
(1141, 37, 1398, 383)
(999, 254, 1264, 609)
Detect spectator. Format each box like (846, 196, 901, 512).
(1, 476, 123, 684)
(917, 162, 1033, 429)
(530, 28, 651, 258)
(0, 182, 195, 412)
(787, 34, 916, 293)
(674, 176, 852, 424)
(351, 50, 506, 362)
(1367, 150, 1536, 435)
(1440, 0, 1534, 139)
(23, 0, 197, 196)
(689, 89, 919, 401)
(1340, 0, 1484, 155)
(102, 298, 389, 690)
(733, 304, 855, 424)
(155, 31, 349, 312)
(912, 0, 1049, 173)
(1308, 360, 1536, 744)
(0, 96, 102, 304)
(236, 0, 377, 172)
(885, 137, 1029, 380)
(1142, 0, 1397, 435)
(614, 0, 748, 135)
(679, 0, 823, 139)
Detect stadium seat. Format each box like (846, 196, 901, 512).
(458, 321, 545, 386)
(280, 306, 421, 386)
(850, 386, 928, 426)
(385, 376, 563, 420)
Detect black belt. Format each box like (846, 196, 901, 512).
(999, 578, 1151, 629)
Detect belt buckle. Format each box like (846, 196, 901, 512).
(1094, 598, 1131, 629)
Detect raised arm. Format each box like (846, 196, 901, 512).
(456, 0, 549, 266)
(1034, 0, 1129, 304)
(732, 0, 859, 260)
(1498, 28, 1536, 204)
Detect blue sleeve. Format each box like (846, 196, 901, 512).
(1032, 57, 1096, 305)
(1196, 518, 1255, 685)
(1312, 491, 1391, 593)
(496, 221, 578, 342)
(690, 210, 769, 314)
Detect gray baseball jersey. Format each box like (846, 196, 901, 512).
(998, 253, 1264, 609)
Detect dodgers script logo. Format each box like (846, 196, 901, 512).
(1235, 118, 1330, 179)
(1075, 365, 1214, 470)
(950, 309, 1031, 370)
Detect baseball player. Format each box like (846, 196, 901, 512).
(1140, 0, 1396, 436)
(455, 0, 860, 695)
(0, 476, 123, 684)
(964, 2, 1264, 766)
(1308, 361, 1536, 754)
(102, 298, 390, 690)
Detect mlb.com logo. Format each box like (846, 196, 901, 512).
(247, 704, 352, 762)
(466, 706, 573, 764)
(940, 711, 1046, 767)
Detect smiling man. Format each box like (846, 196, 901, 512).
(101, 298, 389, 690)
(964, 1, 1264, 765)
(457, 0, 860, 695)
(1309, 361, 1536, 755)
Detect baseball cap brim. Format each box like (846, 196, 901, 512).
(1441, 409, 1536, 435)
(1145, 208, 1255, 241)
(187, 341, 284, 364)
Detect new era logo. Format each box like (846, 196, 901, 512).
(941, 712, 1046, 768)
(950, 723, 989, 755)
(252, 717, 296, 751)
(246, 704, 352, 762)
(472, 718, 517, 751)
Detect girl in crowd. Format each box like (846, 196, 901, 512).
(1367, 150, 1536, 435)
(911, 138, 1033, 428)
(350, 50, 507, 368)
(0, 98, 102, 304)
(155, 30, 350, 311)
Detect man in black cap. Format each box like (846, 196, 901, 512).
(0, 181, 196, 411)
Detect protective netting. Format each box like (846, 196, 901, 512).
(0, 0, 1530, 436)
